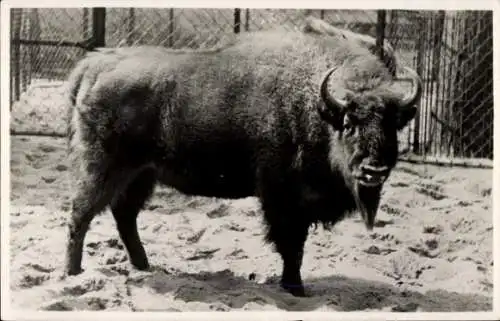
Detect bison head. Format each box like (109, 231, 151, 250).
(318, 65, 422, 230)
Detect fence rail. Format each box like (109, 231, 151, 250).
(9, 8, 494, 163)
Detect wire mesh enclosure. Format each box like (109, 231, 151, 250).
(9, 8, 494, 162)
(385, 10, 493, 160)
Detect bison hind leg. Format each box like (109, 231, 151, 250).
(110, 166, 157, 271)
(65, 166, 116, 276)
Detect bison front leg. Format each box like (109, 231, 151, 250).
(257, 160, 310, 296)
(260, 188, 309, 296)
(266, 218, 309, 297)
(110, 167, 157, 271)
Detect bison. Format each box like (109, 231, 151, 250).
(302, 16, 398, 76)
(63, 26, 422, 297)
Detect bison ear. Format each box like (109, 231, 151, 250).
(395, 105, 417, 131)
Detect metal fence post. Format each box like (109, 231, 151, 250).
(29, 9, 41, 76)
(245, 9, 250, 31)
(168, 8, 175, 47)
(83, 8, 89, 39)
(11, 8, 22, 107)
(126, 8, 135, 45)
(92, 8, 106, 48)
(413, 16, 425, 154)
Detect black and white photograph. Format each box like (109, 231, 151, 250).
(1, 0, 498, 319)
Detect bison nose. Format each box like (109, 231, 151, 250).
(360, 163, 389, 175)
(359, 163, 389, 185)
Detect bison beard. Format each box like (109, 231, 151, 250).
(354, 183, 383, 231)
(62, 29, 422, 298)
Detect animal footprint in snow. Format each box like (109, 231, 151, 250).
(186, 228, 207, 244)
(17, 272, 50, 288)
(102, 252, 128, 265)
(185, 247, 220, 261)
(407, 237, 440, 258)
(423, 225, 443, 234)
(222, 221, 246, 232)
(60, 278, 107, 296)
(104, 238, 124, 250)
(42, 176, 57, 183)
(225, 248, 248, 259)
(206, 203, 231, 218)
(54, 164, 68, 171)
(363, 245, 396, 255)
(41, 297, 109, 311)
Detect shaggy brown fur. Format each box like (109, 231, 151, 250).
(63, 27, 420, 297)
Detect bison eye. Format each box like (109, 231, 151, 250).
(343, 115, 355, 135)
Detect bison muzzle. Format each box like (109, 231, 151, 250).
(63, 28, 422, 297)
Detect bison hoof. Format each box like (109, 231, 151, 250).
(281, 282, 307, 297)
(57, 268, 82, 281)
(132, 261, 150, 271)
(64, 267, 84, 277)
(56, 273, 68, 282)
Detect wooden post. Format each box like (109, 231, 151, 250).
(92, 8, 106, 48)
(234, 8, 241, 34)
(386, 10, 397, 42)
(376, 10, 386, 62)
(432, 11, 445, 80)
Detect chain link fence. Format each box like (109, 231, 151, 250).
(9, 8, 493, 163)
(384, 10, 493, 160)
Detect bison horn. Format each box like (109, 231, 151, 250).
(320, 66, 348, 110)
(399, 66, 423, 108)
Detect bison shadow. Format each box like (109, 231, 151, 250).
(124, 266, 492, 312)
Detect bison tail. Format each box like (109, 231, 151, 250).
(65, 59, 89, 148)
